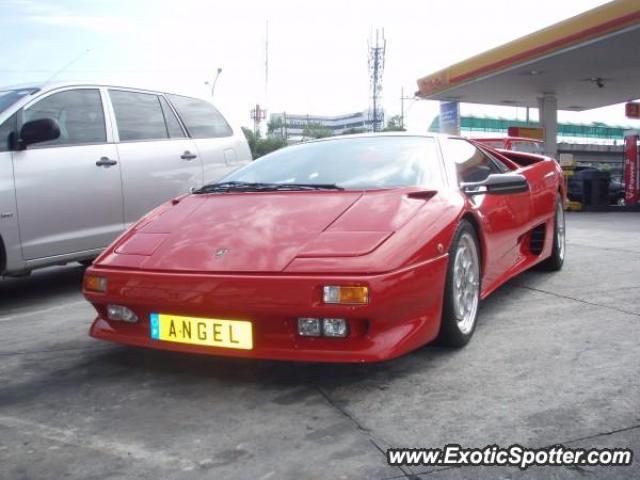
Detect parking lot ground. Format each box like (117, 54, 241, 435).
(1, 212, 639, 480)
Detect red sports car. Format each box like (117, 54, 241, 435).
(83, 134, 565, 363)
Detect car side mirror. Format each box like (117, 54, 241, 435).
(461, 173, 529, 195)
(18, 118, 60, 149)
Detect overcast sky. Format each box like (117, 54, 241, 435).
(1, 0, 638, 131)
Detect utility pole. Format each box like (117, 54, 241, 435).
(401, 87, 404, 130)
(283, 111, 288, 140)
(264, 20, 269, 128)
(399, 87, 415, 130)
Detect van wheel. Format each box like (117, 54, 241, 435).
(438, 220, 481, 347)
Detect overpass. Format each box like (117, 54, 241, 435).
(428, 115, 627, 168)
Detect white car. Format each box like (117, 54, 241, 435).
(0, 82, 251, 276)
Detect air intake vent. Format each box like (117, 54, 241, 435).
(529, 224, 546, 255)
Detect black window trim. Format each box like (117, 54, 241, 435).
(158, 94, 187, 139)
(474, 142, 512, 174)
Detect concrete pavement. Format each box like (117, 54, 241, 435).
(0, 212, 638, 479)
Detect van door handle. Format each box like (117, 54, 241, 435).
(96, 157, 118, 167)
(181, 151, 197, 161)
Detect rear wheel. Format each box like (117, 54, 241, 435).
(438, 220, 481, 347)
(539, 193, 565, 271)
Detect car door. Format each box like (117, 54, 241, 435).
(12, 87, 124, 260)
(107, 89, 203, 226)
(0, 113, 24, 272)
(441, 138, 532, 288)
(166, 94, 251, 183)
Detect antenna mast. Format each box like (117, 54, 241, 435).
(368, 29, 386, 132)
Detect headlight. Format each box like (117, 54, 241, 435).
(106, 304, 139, 323)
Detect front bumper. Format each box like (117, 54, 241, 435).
(85, 255, 448, 363)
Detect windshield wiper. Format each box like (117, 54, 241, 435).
(194, 181, 344, 194)
(267, 183, 344, 191)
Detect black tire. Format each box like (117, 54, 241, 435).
(539, 193, 565, 271)
(438, 219, 481, 348)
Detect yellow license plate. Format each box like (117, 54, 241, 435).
(150, 313, 252, 350)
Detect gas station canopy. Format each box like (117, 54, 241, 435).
(416, 0, 640, 111)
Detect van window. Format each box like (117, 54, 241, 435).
(441, 138, 502, 184)
(109, 90, 169, 141)
(23, 89, 106, 147)
(0, 88, 38, 115)
(0, 114, 17, 152)
(167, 94, 232, 139)
(159, 96, 185, 138)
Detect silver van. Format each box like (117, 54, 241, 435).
(0, 83, 252, 276)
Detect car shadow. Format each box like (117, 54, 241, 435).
(1, 265, 508, 408)
(0, 264, 86, 313)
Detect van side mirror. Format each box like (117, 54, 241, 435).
(461, 173, 529, 195)
(18, 118, 60, 148)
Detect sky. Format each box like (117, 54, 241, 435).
(1, 0, 638, 132)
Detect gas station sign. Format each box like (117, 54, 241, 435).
(625, 102, 640, 119)
(439, 101, 460, 135)
(507, 126, 544, 140)
(624, 134, 639, 206)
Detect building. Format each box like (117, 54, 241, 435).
(268, 111, 380, 141)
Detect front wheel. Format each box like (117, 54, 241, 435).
(539, 193, 565, 271)
(438, 220, 481, 348)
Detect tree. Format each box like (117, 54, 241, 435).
(241, 127, 287, 160)
(303, 121, 333, 139)
(241, 127, 258, 157)
(254, 137, 287, 158)
(383, 115, 405, 132)
(342, 127, 366, 135)
(267, 117, 284, 136)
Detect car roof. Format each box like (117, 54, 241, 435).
(0, 81, 195, 98)
(299, 131, 457, 145)
(475, 136, 543, 143)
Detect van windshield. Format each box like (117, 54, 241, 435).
(0, 88, 39, 115)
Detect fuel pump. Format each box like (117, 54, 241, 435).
(623, 131, 639, 206)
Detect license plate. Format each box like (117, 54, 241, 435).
(150, 313, 253, 350)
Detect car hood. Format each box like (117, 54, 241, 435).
(102, 189, 429, 273)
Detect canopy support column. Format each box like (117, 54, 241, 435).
(538, 94, 558, 159)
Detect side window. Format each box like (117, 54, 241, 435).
(511, 140, 543, 154)
(23, 89, 106, 147)
(167, 94, 232, 139)
(441, 138, 501, 184)
(0, 114, 17, 152)
(158, 96, 185, 138)
(109, 90, 168, 142)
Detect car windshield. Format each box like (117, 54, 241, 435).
(0, 88, 38, 115)
(217, 136, 442, 190)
